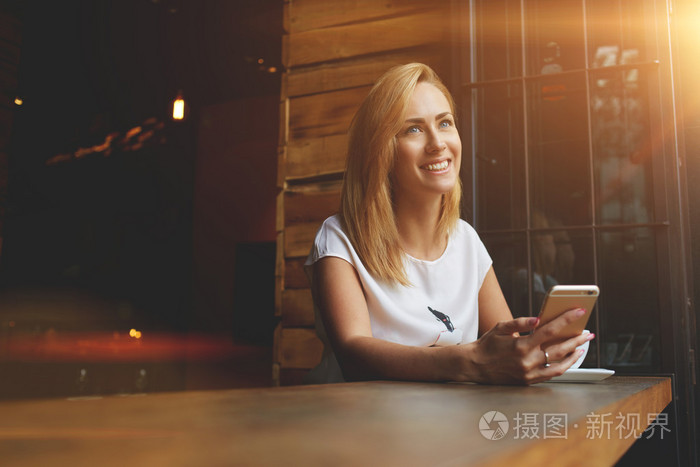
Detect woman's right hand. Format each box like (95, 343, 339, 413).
(455, 308, 595, 385)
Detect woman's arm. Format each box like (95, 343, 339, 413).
(312, 256, 453, 381)
(313, 257, 593, 384)
(313, 257, 464, 381)
(477, 267, 515, 336)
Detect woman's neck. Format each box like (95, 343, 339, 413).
(394, 195, 446, 261)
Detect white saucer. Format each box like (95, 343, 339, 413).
(547, 368, 615, 383)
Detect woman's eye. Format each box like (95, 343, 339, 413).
(439, 120, 453, 129)
(406, 126, 421, 134)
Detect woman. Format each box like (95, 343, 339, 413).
(304, 63, 593, 384)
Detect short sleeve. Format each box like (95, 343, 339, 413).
(461, 220, 492, 288)
(304, 215, 357, 269)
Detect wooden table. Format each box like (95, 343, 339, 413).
(0, 376, 671, 466)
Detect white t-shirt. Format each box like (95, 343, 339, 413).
(303, 215, 492, 383)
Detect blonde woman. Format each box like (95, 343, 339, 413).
(304, 63, 594, 384)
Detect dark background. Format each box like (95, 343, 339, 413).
(8, 0, 281, 136)
(0, 0, 282, 335)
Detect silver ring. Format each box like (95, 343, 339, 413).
(543, 350, 550, 367)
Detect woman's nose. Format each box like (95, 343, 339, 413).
(426, 130, 447, 152)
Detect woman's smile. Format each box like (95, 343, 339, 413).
(421, 159, 451, 173)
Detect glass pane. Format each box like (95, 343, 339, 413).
(587, 0, 654, 69)
(473, 0, 522, 81)
(473, 84, 526, 230)
(597, 228, 661, 372)
(482, 232, 529, 318)
(524, 0, 586, 75)
(529, 227, 595, 307)
(528, 72, 592, 226)
(591, 68, 655, 224)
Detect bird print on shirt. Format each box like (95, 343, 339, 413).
(428, 306, 454, 332)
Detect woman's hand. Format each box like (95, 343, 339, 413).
(458, 308, 595, 385)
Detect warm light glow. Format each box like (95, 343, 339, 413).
(172, 97, 185, 120)
(267, 66, 277, 73)
(125, 126, 142, 139)
(14, 97, 23, 106)
(129, 329, 143, 339)
(257, 58, 264, 64)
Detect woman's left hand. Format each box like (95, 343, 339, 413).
(458, 308, 594, 385)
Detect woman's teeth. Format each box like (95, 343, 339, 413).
(423, 160, 449, 171)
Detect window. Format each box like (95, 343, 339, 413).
(460, 0, 677, 373)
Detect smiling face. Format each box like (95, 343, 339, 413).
(392, 82, 462, 205)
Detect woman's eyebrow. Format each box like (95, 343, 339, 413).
(404, 112, 453, 123)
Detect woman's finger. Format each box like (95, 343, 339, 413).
(528, 346, 585, 384)
(529, 308, 587, 346)
(493, 317, 539, 336)
(542, 331, 595, 363)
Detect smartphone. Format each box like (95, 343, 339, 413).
(537, 285, 599, 339)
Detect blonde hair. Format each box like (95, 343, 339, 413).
(339, 63, 462, 286)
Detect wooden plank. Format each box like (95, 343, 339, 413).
(278, 98, 289, 147)
(285, 9, 450, 67)
(285, 221, 322, 258)
(271, 361, 280, 386)
(286, 178, 343, 193)
(275, 232, 285, 316)
(276, 190, 284, 233)
(282, 1, 291, 35)
(276, 231, 285, 277)
(279, 70, 288, 102)
(289, 86, 369, 142)
(285, 257, 310, 289)
(275, 275, 284, 318)
(286, 47, 448, 98)
(281, 288, 314, 327)
(281, 34, 290, 73)
(277, 97, 288, 189)
(272, 322, 282, 363)
(286, 133, 347, 180)
(277, 146, 287, 189)
(284, 184, 340, 225)
(278, 327, 323, 369)
(287, 0, 430, 34)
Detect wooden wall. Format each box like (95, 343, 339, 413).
(0, 11, 21, 259)
(274, 0, 455, 385)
